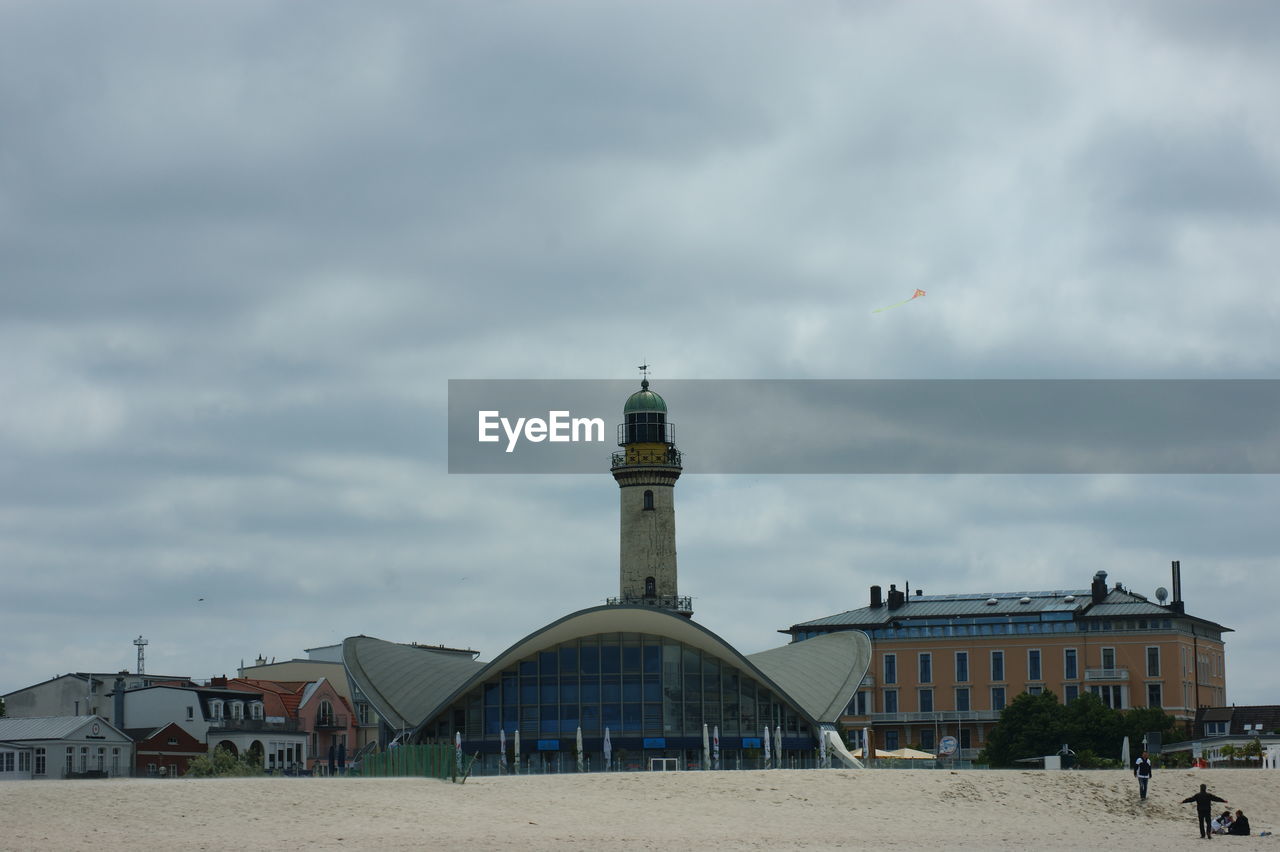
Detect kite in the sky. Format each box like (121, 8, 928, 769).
(873, 289, 927, 313)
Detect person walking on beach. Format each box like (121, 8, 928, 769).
(1133, 750, 1153, 800)
(1182, 784, 1228, 840)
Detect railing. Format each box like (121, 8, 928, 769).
(314, 715, 348, 729)
(611, 448, 683, 468)
(868, 710, 1002, 723)
(208, 718, 301, 732)
(606, 595, 693, 613)
(1084, 667, 1130, 681)
(860, 675, 875, 688)
(351, 744, 460, 780)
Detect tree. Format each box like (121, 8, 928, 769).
(185, 746, 261, 778)
(979, 691, 1065, 767)
(1062, 692, 1123, 757)
(1120, 706, 1181, 756)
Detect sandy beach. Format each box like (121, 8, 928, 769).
(3, 768, 1276, 851)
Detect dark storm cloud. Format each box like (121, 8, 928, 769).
(1, 1, 1277, 703)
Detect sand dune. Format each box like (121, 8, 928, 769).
(4, 768, 1276, 850)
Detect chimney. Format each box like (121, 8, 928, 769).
(915, 589, 923, 597)
(211, 675, 228, 688)
(887, 584, 906, 610)
(1170, 560, 1185, 613)
(113, 677, 126, 730)
(1091, 570, 1108, 605)
(870, 585, 883, 608)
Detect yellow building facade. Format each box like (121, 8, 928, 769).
(785, 569, 1228, 758)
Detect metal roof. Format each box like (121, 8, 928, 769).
(791, 589, 1092, 628)
(342, 637, 485, 732)
(0, 715, 129, 742)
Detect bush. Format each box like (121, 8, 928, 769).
(185, 746, 261, 778)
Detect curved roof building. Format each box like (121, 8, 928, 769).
(344, 375, 871, 769)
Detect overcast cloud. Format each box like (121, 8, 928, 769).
(2, 1, 1278, 706)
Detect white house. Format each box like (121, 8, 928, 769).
(0, 716, 134, 779)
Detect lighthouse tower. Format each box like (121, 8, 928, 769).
(609, 369, 691, 616)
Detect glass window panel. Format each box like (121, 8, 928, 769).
(582, 704, 600, 732)
(581, 680, 600, 703)
(520, 660, 537, 676)
(601, 645, 621, 674)
(643, 645, 661, 673)
(561, 680, 579, 703)
(643, 704, 662, 734)
(503, 708, 518, 730)
(484, 707, 499, 734)
(603, 704, 621, 729)
(540, 705, 558, 731)
(521, 679, 537, 704)
(602, 677, 621, 703)
(623, 704, 642, 731)
(541, 682, 557, 704)
(643, 677, 661, 702)
(622, 646, 641, 672)
(686, 701, 703, 730)
(539, 651, 556, 673)
(560, 703, 580, 732)
(623, 676, 642, 702)
(484, 683, 499, 705)
(560, 646, 578, 674)
(580, 645, 599, 674)
(502, 675, 518, 706)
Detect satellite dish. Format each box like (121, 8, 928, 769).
(1155, 587, 1169, 603)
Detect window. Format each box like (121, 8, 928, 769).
(186, 706, 194, 721)
(955, 652, 969, 683)
(1027, 686, 1043, 696)
(1064, 648, 1078, 680)
(643, 490, 654, 510)
(960, 729, 972, 750)
(1205, 721, 1227, 736)
(847, 691, 869, 716)
(1064, 684, 1080, 703)
(65, 747, 73, 776)
(1101, 647, 1116, 670)
(1146, 646, 1160, 678)
(111, 748, 119, 776)
(920, 728, 936, 750)
(209, 699, 223, 719)
(35, 748, 46, 776)
(955, 687, 970, 712)
(1147, 683, 1162, 708)
(991, 651, 1005, 682)
(884, 690, 899, 714)
(230, 701, 244, 720)
(644, 576, 656, 598)
(80, 747, 88, 772)
(919, 689, 933, 713)
(19, 751, 31, 772)
(1028, 649, 1042, 681)
(883, 654, 897, 685)
(1089, 684, 1124, 709)
(318, 700, 334, 726)
(919, 653, 932, 684)
(991, 687, 1006, 711)
(1, 752, 13, 772)
(884, 730, 900, 750)
(250, 702, 264, 720)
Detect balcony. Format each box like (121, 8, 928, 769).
(606, 594, 693, 615)
(208, 717, 300, 732)
(314, 714, 348, 730)
(860, 674, 875, 688)
(611, 447, 683, 468)
(1084, 667, 1130, 681)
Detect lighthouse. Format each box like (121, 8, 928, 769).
(609, 369, 690, 616)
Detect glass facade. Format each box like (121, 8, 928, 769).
(425, 632, 812, 760)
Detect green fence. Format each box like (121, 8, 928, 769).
(351, 744, 462, 780)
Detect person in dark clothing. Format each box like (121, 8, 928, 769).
(1227, 810, 1251, 836)
(1182, 784, 1229, 839)
(1133, 751, 1153, 800)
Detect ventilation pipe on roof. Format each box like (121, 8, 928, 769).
(886, 584, 905, 610)
(870, 585, 883, 608)
(1091, 571, 1108, 605)
(1170, 560, 1185, 614)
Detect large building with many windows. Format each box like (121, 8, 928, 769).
(783, 566, 1229, 759)
(344, 376, 873, 771)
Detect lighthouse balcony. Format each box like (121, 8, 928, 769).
(611, 447, 683, 468)
(606, 594, 693, 615)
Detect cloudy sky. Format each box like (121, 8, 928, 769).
(2, 2, 1278, 707)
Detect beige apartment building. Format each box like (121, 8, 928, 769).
(784, 566, 1228, 759)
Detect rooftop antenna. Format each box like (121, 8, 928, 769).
(133, 635, 148, 675)
(638, 362, 650, 389)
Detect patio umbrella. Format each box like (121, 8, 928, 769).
(702, 723, 710, 770)
(762, 725, 771, 766)
(455, 731, 463, 772)
(774, 726, 783, 769)
(603, 727, 612, 770)
(500, 729, 508, 773)
(712, 725, 720, 770)
(576, 726, 584, 773)
(514, 730, 521, 775)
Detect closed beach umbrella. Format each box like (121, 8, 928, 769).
(500, 729, 508, 773)
(763, 725, 771, 765)
(514, 730, 521, 775)
(702, 723, 710, 770)
(774, 726, 783, 769)
(455, 731, 463, 772)
(1121, 736, 1131, 769)
(713, 725, 720, 770)
(576, 726, 584, 773)
(603, 727, 612, 770)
